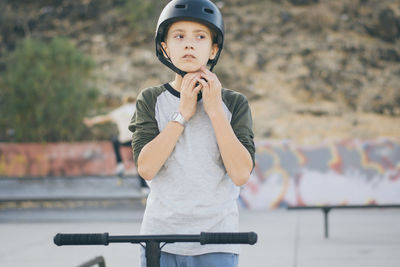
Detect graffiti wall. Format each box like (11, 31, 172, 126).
(2, 139, 400, 209)
(0, 142, 135, 177)
(240, 138, 400, 209)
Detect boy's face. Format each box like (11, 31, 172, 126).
(161, 20, 219, 73)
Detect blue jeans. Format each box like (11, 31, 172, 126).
(140, 250, 239, 267)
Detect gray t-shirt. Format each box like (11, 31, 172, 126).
(129, 83, 255, 256)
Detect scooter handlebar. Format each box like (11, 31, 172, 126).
(54, 233, 109, 246)
(54, 232, 258, 246)
(200, 232, 257, 245)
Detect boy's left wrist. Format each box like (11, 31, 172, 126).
(207, 106, 225, 121)
(170, 111, 188, 127)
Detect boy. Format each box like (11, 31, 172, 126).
(129, 0, 255, 266)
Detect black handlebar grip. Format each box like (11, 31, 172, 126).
(200, 232, 257, 245)
(54, 233, 109, 246)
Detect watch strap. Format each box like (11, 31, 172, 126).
(170, 112, 187, 127)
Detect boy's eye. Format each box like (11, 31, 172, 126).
(172, 33, 207, 40)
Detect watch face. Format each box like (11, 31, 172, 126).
(171, 112, 179, 120)
(170, 112, 186, 126)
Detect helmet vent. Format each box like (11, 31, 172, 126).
(175, 4, 187, 9)
(203, 8, 214, 14)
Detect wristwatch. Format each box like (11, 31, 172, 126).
(170, 112, 187, 127)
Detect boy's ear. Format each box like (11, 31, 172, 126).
(209, 43, 219, 60)
(161, 42, 170, 58)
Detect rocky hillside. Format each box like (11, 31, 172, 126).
(1, 0, 400, 143)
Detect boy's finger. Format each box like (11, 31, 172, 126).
(200, 69, 214, 79)
(193, 83, 202, 94)
(182, 73, 200, 92)
(201, 66, 214, 77)
(196, 78, 209, 93)
(199, 74, 213, 88)
(197, 78, 208, 88)
(188, 73, 202, 88)
(183, 72, 198, 84)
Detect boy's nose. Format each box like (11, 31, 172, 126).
(185, 44, 194, 50)
(184, 38, 195, 50)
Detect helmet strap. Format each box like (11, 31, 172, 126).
(159, 45, 187, 77)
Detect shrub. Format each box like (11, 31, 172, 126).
(121, 0, 167, 40)
(0, 37, 99, 142)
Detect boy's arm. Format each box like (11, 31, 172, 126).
(136, 122, 184, 180)
(131, 74, 201, 181)
(209, 110, 253, 186)
(199, 67, 254, 186)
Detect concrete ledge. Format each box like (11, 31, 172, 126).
(0, 176, 143, 205)
(0, 142, 135, 177)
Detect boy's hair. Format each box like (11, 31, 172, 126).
(155, 0, 224, 76)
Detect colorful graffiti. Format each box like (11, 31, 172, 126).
(0, 142, 135, 177)
(2, 139, 400, 209)
(240, 138, 400, 209)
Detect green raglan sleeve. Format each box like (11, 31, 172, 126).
(128, 87, 161, 165)
(222, 89, 256, 168)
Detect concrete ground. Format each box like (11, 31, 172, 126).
(0, 207, 399, 267)
(0, 176, 399, 267)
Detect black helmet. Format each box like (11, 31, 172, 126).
(155, 0, 224, 76)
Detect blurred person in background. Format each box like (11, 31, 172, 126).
(84, 96, 149, 193)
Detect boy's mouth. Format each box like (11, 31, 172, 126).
(182, 54, 196, 59)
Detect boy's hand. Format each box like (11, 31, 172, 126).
(179, 72, 203, 120)
(197, 66, 223, 117)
